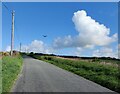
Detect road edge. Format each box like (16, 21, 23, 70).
(10, 59, 24, 92)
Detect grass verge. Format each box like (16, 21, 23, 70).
(0, 59, 2, 94)
(2, 54, 23, 92)
(31, 55, 120, 93)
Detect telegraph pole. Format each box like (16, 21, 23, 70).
(11, 10, 15, 56)
(20, 43, 21, 52)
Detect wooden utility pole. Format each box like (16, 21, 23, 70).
(20, 43, 21, 52)
(11, 10, 15, 56)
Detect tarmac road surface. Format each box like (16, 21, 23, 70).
(12, 56, 114, 92)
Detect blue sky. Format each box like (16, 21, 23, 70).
(2, 2, 119, 58)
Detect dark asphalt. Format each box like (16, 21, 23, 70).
(11, 56, 114, 92)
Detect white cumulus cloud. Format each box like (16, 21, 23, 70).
(74, 47, 83, 56)
(4, 40, 54, 54)
(5, 46, 11, 52)
(21, 40, 54, 54)
(93, 47, 118, 58)
(53, 10, 117, 49)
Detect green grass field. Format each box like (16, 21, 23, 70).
(2, 55, 23, 92)
(31, 55, 120, 93)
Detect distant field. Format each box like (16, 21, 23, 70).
(55, 56, 119, 68)
(2, 54, 23, 92)
(30, 54, 120, 93)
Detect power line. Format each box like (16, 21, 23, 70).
(2, 2, 11, 13)
(2, 2, 15, 55)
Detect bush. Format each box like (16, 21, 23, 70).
(2, 52, 10, 56)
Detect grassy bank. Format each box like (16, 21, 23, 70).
(31, 55, 120, 93)
(0, 59, 2, 94)
(2, 54, 23, 92)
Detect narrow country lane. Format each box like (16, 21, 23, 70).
(12, 56, 114, 92)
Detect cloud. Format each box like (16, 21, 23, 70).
(21, 40, 54, 54)
(5, 46, 11, 52)
(74, 47, 83, 56)
(53, 10, 117, 49)
(4, 40, 54, 54)
(93, 47, 118, 58)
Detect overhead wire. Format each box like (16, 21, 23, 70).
(2, 2, 11, 13)
(3, 2, 21, 51)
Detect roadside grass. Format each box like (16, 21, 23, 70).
(0, 59, 2, 94)
(2, 54, 23, 92)
(31, 55, 120, 93)
(91, 59, 119, 65)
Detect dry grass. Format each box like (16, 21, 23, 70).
(55, 56, 119, 67)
